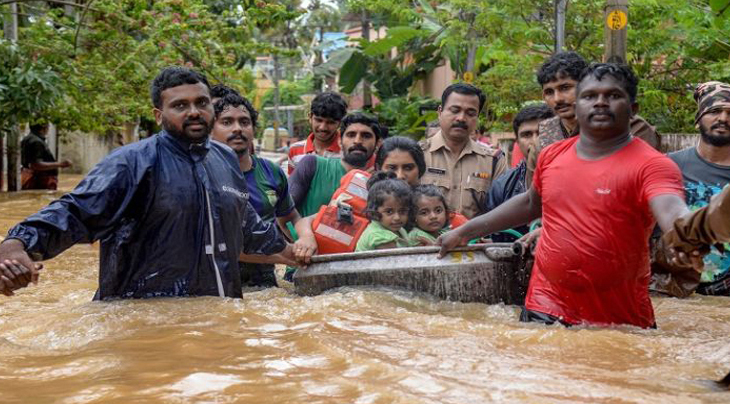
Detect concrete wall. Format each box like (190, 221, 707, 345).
(60, 132, 115, 174)
(60, 123, 137, 174)
(422, 58, 455, 101)
(660, 133, 698, 153)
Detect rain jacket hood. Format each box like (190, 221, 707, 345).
(7, 131, 286, 300)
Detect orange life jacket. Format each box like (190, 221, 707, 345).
(312, 170, 372, 254)
(330, 169, 370, 217)
(449, 211, 468, 229)
(312, 204, 370, 254)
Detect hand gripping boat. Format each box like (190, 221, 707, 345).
(294, 244, 533, 305)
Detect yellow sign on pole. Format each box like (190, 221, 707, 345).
(606, 10, 627, 30)
(463, 71, 474, 84)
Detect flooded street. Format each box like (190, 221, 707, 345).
(0, 175, 729, 403)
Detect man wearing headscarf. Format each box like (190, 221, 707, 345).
(651, 81, 730, 297)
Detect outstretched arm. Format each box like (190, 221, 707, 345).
(30, 160, 71, 171)
(650, 194, 690, 233)
(437, 187, 542, 257)
(662, 185, 730, 249)
(1, 150, 145, 294)
(650, 193, 704, 272)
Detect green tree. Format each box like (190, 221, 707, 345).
(5, 0, 301, 136)
(467, 0, 730, 132)
(0, 39, 61, 191)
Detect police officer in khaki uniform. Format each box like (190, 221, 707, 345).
(421, 83, 507, 219)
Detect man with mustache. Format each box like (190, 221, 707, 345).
(438, 64, 691, 328)
(0, 66, 300, 299)
(210, 91, 317, 288)
(525, 52, 660, 187)
(287, 92, 350, 175)
(652, 81, 730, 297)
(420, 83, 507, 219)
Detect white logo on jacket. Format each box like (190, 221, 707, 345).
(222, 185, 249, 200)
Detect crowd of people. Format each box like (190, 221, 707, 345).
(1, 50, 729, 334)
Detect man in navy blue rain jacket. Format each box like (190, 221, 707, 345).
(0, 67, 298, 300)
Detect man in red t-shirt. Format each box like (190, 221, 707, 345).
(287, 92, 347, 175)
(437, 63, 689, 328)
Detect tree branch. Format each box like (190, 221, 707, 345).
(73, 0, 96, 55)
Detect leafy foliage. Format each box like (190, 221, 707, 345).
(3, 0, 301, 136)
(3, 0, 730, 137)
(0, 40, 61, 128)
(373, 96, 438, 138)
(345, 0, 730, 133)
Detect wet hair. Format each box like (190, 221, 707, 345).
(29, 123, 48, 134)
(512, 103, 555, 136)
(310, 91, 348, 121)
(578, 63, 639, 103)
(441, 83, 486, 112)
(536, 51, 588, 86)
(340, 112, 382, 140)
(410, 184, 450, 228)
(210, 84, 239, 100)
(366, 170, 396, 190)
(375, 136, 426, 178)
(380, 125, 390, 139)
(214, 92, 259, 128)
(365, 172, 413, 222)
(151, 67, 211, 109)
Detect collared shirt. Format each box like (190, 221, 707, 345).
(287, 132, 342, 175)
(420, 130, 507, 219)
(244, 155, 295, 223)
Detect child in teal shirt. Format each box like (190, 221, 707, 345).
(356, 172, 412, 251)
(407, 184, 451, 246)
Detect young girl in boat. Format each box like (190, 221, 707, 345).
(355, 172, 413, 251)
(407, 184, 451, 246)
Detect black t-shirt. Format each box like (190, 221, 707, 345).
(669, 147, 730, 293)
(21, 132, 57, 175)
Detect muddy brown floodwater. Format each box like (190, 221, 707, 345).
(0, 175, 729, 403)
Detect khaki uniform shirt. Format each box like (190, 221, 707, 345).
(525, 115, 661, 187)
(420, 130, 507, 219)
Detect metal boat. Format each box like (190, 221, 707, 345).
(294, 243, 533, 305)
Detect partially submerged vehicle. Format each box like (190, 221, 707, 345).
(294, 243, 533, 305)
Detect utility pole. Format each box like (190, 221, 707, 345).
(4, 2, 19, 191)
(272, 52, 281, 151)
(555, 0, 568, 53)
(463, 12, 477, 83)
(604, 0, 628, 63)
(361, 10, 372, 110)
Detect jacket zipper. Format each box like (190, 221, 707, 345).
(203, 175, 226, 298)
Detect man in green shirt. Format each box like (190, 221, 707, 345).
(289, 112, 382, 218)
(285, 112, 382, 280)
